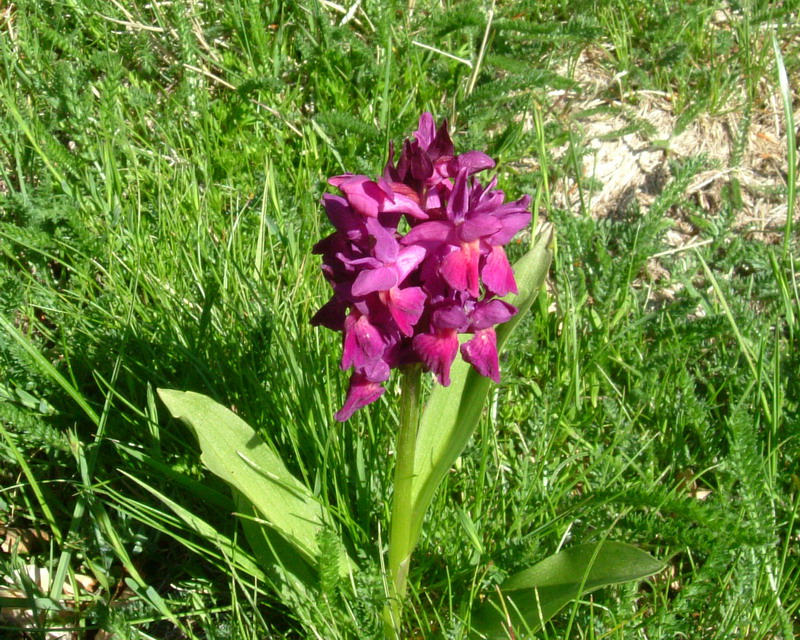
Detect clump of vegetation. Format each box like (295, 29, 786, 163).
(0, 1, 797, 638)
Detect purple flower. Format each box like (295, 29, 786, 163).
(328, 174, 428, 221)
(313, 113, 532, 420)
(335, 373, 387, 422)
(349, 219, 427, 336)
(460, 298, 517, 383)
(402, 170, 531, 298)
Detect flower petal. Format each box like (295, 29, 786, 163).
(410, 148, 434, 181)
(366, 217, 399, 263)
(481, 245, 517, 296)
(337, 176, 386, 218)
(453, 150, 495, 174)
(335, 373, 386, 421)
(414, 112, 436, 149)
(459, 214, 503, 243)
(471, 188, 505, 216)
(385, 286, 426, 336)
(425, 190, 442, 210)
(388, 181, 421, 203)
(412, 329, 459, 386)
(395, 244, 426, 281)
(487, 196, 532, 244)
(470, 299, 517, 330)
(431, 304, 469, 331)
(428, 119, 455, 158)
(352, 266, 399, 296)
(401, 221, 453, 248)
(311, 232, 340, 256)
(328, 173, 353, 188)
(381, 192, 429, 219)
(342, 312, 385, 370)
(322, 194, 362, 238)
(310, 295, 347, 331)
(446, 168, 470, 223)
(362, 358, 390, 383)
(460, 328, 500, 383)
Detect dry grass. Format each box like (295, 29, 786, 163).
(542, 50, 796, 248)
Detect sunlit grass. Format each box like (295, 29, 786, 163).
(0, 0, 797, 638)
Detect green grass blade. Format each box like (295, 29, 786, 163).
(0, 315, 99, 426)
(772, 35, 796, 260)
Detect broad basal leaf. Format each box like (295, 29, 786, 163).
(470, 541, 664, 638)
(158, 389, 353, 574)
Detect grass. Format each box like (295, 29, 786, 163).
(0, 0, 798, 638)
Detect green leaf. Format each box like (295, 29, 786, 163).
(157, 389, 353, 575)
(409, 227, 554, 548)
(235, 490, 319, 590)
(470, 542, 665, 638)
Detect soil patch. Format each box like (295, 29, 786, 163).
(543, 49, 796, 248)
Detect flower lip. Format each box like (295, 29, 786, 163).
(412, 329, 459, 386)
(461, 328, 500, 383)
(481, 246, 518, 297)
(341, 311, 386, 371)
(335, 373, 386, 422)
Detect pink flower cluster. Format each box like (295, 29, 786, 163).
(312, 113, 531, 421)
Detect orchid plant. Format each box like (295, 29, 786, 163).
(158, 114, 662, 638)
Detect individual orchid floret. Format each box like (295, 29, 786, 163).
(335, 372, 387, 422)
(349, 220, 427, 336)
(460, 299, 517, 383)
(313, 112, 532, 420)
(401, 169, 527, 298)
(329, 174, 428, 220)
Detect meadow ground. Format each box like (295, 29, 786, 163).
(0, 1, 798, 638)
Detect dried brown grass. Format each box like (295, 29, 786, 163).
(540, 50, 796, 248)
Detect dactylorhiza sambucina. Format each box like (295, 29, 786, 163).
(312, 113, 531, 421)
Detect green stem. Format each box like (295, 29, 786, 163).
(385, 364, 422, 638)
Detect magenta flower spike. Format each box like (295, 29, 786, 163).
(312, 113, 532, 420)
